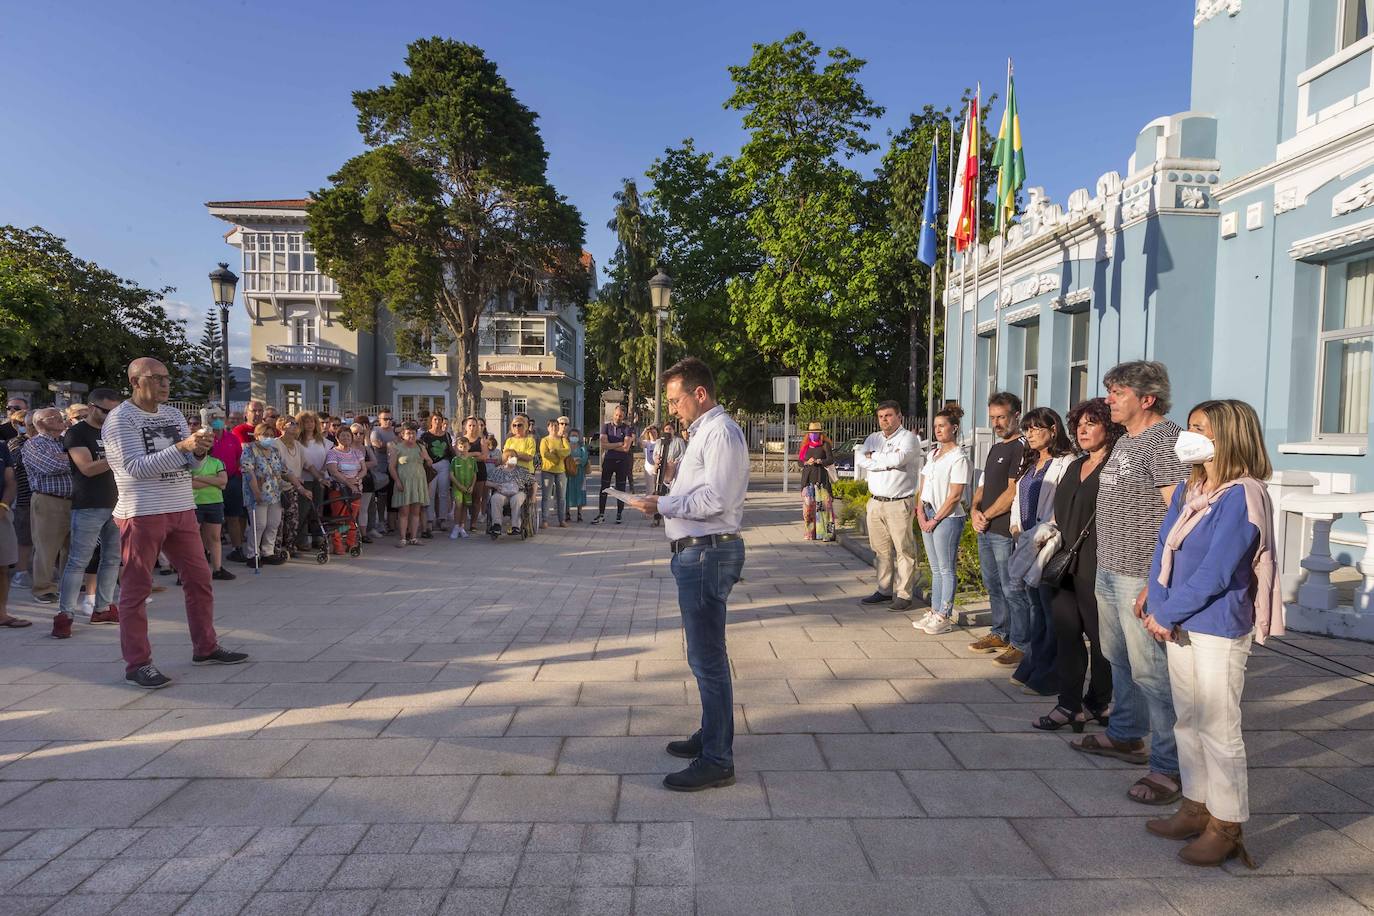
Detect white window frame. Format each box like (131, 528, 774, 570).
(241, 231, 337, 294)
(979, 331, 998, 408)
(277, 379, 306, 416)
(1022, 321, 1039, 411)
(480, 317, 548, 355)
(319, 382, 338, 417)
(1315, 256, 1374, 440)
(1069, 310, 1090, 407)
(1341, 0, 1372, 50)
(511, 396, 529, 418)
(289, 311, 317, 347)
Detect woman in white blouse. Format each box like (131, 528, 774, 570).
(915, 405, 971, 634)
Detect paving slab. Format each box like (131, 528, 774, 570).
(298, 776, 478, 824)
(692, 819, 873, 884)
(854, 818, 1048, 878)
(761, 770, 921, 818)
(0, 779, 187, 828)
(459, 775, 618, 822)
(138, 778, 332, 827)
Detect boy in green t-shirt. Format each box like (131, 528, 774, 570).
(191, 449, 235, 580)
(449, 437, 479, 540)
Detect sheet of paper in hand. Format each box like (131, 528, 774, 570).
(602, 487, 635, 503)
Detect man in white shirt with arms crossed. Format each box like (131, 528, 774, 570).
(855, 400, 924, 612)
(627, 357, 748, 792)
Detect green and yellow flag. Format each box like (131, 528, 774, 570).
(994, 69, 1026, 236)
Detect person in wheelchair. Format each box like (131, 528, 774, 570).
(487, 449, 534, 537)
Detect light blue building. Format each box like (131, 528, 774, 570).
(945, 0, 1374, 639)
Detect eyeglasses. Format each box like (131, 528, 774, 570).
(665, 394, 691, 408)
(139, 374, 171, 385)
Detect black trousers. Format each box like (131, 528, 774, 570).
(597, 453, 631, 517)
(1050, 569, 1113, 715)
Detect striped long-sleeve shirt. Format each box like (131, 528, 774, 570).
(21, 433, 72, 499)
(101, 400, 197, 519)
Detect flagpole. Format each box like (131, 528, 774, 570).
(969, 88, 981, 469)
(941, 115, 955, 410)
(994, 60, 1011, 423)
(925, 124, 941, 444)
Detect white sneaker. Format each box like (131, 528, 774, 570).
(449, 527, 461, 540)
(912, 610, 935, 630)
(11, 570, 31, 589)
(457, 527, 468, 538)
(923, 614, 955, 635)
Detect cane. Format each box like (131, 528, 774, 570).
(250, 504, 261, 576)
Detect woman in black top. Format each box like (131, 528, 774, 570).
(593, 404, 635, 525)
(1033, 398, 1123, 732)
(462, 417, 489, 529)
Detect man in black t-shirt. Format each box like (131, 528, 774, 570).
(55, 389, 124, 635)
(967, 392, 1033, 662)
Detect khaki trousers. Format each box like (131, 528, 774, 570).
(30, 492, 72, 597)
(866, 496, 918, 600)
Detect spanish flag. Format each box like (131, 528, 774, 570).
(947, 93, 980, 254)
(993, 65, 1026, 236)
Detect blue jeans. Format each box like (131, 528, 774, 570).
(1095, 567, 1179, 775)
(976, 531, 1032, 648)
(920, 508, 965, 617)
(1012, 583, 1058, 693)
(57, 507, 121, 615)
(671, 538, 745, 768)
(540, 472, 565, 522)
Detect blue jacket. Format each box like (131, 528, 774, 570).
(1147, 485, 1259, 638)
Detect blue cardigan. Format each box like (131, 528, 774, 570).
(1146, 485, 1259, 638)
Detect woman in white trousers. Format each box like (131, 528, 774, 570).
(1140, 399, 1282, 868)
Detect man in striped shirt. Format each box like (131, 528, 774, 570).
(102, 358, 248, 689)
(22, 408, 73, 604)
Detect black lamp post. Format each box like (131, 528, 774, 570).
(649, 268, 673, 426)
(208, 262, 239, 411)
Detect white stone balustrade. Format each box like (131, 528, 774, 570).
(1281, 489, 1374, 641)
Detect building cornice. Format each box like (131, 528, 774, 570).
(1216, 119, 1374, 203)
(1289, 215, 1374, 259)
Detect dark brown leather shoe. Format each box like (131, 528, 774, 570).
(1147, 798, 1210, 840)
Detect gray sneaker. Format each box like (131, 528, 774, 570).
(10, 570, 31, 589)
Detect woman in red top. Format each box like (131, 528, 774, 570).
(206, 407, 249, 563)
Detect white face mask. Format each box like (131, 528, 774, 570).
(1174, 430, 1215, 464)
(506, 456, 518, 467)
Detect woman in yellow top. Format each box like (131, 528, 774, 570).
(539, 417, 571, 529)
(502, 415, 537, 471)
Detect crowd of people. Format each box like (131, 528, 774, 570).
(0, 355, 1285, 852)
(859, 360, 1281, 869)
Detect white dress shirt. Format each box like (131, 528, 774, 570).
(918, 445, 971, 515)
(657, 405, 749, 540)
(854, 427, 923, 499)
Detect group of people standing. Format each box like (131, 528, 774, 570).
(860, 361, 1281, 868)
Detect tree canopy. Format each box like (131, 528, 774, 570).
(616, 31, 1000, 414)
(0, 225, 191, 391)
(308, 37, 588, 418)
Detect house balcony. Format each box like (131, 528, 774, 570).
(258, 344, 351, 370)
(478, 353, 574, 378)
(386, 353, 452, 377)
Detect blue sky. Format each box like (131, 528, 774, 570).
(1, 0, 1194, 364)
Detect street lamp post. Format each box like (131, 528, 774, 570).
(209, 262, 239, 412)
(648, 269, 673, 426)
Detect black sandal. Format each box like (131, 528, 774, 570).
(1083, 705, 1111, 728)
(1032, 705, 1086, 733)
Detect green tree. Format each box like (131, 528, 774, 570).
(644, 141, 774, 410)
(585, 180, 661, 421)
(724, 31, 888, 404)
(0, 225, 191, 390)
(184, 308, 225, 402)
(307, 37, 588, 418)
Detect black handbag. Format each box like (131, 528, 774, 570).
(1042, 511, 1094, 587)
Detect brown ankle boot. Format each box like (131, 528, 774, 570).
(1146, 797, 1210, 840)
(1178, 818, 1257, 868)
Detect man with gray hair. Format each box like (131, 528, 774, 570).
(1072, 360, 1189, 809)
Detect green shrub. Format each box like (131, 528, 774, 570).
(831, 479, 868, 502)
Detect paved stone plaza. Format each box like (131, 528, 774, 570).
(1, 483, 1373, 915)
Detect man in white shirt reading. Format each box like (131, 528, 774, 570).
(854, 400, 924, 612)
(628, 358, 748, 792)
(103, 358, 248, 689)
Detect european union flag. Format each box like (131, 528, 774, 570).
(916, 131, 939, 268)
